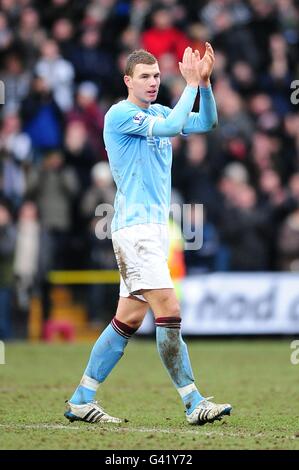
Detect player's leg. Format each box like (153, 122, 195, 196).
(141, 288, 232, 425)
(69, 295, 148, 404)
(65, 295, 148, 423)
(140, 288, 204, 412)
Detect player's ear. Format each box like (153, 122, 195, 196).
(124, 75, 132, 89)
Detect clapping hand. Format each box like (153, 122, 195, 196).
(178, 46, 200, 88)
(194, 42, 215, 87)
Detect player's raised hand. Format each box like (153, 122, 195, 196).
(178, 47, 199, 88)
(195, 42, 215, 86)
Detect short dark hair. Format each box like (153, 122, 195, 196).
(125, 49, 157, 77)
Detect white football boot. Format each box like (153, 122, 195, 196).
(64, 400, 122, 424)
(186, 397, 232, 425)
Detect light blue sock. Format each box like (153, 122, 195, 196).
(70, 318, 136, 405)
(156, 317, 203, 414)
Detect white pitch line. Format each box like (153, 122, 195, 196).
(0, 423, 270, 438)
(0, 423, 232, 435)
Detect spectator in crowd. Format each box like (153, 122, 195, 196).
(37, 0, 85, 31)
(64, 120, 97, 193)
(141, 5, 189, 62)
(231, 60, 257, 98)
(13, 201, 41, 338)
(173, 133, 220, 222)
(219, 183, 271, 270)
(16, 7, 46, 67)
(283, 113, 299, 171)
(0, 11, 13, 51)
(0, 52, 31, 113)
(26, 149, 78, 269)
(51, 17, 75, 60)
(35, 38, 75, 112)
(21, 76, 63, 156)
(184, 205, 220, 274)
(118, 25, 141, 52)
(129, 0, 150, 32)
(68, 22, 115, 93)
(0, 112, 32, 208)
(80, 161, 115, 223)
(0, 200, 16, 339)
(277, 206, 299, 271)
(67, 81, 106, 159)
(215, 81, 254, 144)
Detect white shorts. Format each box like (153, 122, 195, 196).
(112, 223, 174, 302)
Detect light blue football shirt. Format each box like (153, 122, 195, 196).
(104, 87, 217, 233)
(104, 100, 173, 233)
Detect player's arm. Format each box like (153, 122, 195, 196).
(105, 86, 197, 138)
(149, 84, 197, 137)
(182, 84, 218, 134)
(150, 47, 199, 137)
(181, 42, 217, 134)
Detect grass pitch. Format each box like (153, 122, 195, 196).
(0, 339, 298, 450)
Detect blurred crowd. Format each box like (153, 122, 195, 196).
(1, 0, 299, 338)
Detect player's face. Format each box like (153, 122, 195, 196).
(125, 63, 161, 108)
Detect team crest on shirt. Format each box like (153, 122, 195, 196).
(133, 112, 147, 126)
